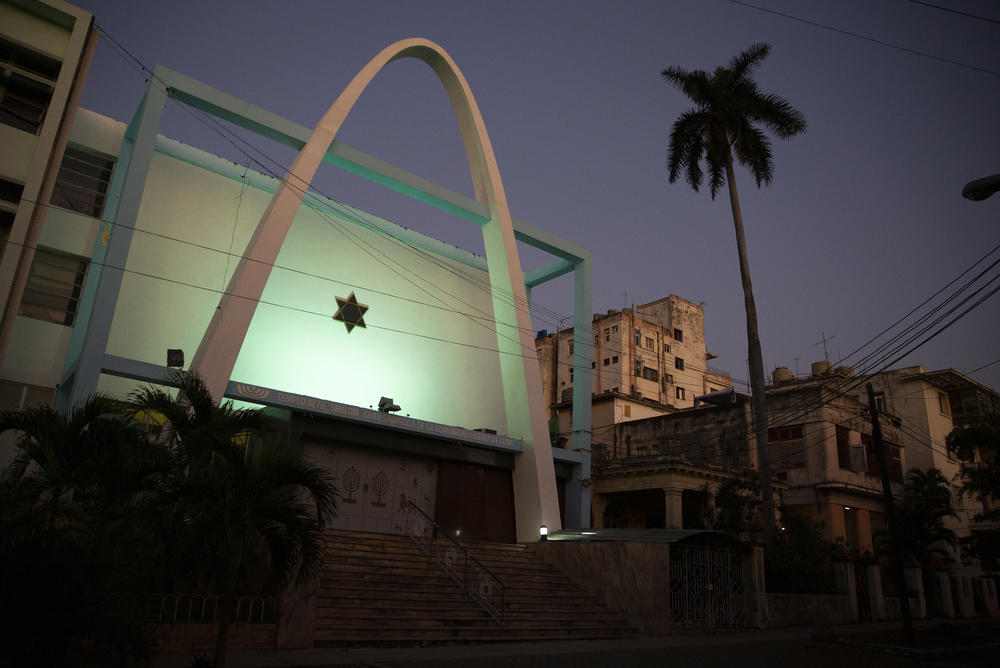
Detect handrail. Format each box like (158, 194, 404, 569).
(404, 501, 505, 625)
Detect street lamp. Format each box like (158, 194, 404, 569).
(962, 173, 1000, 201)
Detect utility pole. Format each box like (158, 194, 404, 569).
(866, 382, 914, 644)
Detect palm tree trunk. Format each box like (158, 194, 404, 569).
(724, 153, 776, 551)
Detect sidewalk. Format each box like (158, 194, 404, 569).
(149, 620, 976, 668)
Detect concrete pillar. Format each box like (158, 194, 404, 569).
(854, 508, 874, 554)
(954, 575, 976, 618)
(833, 562, 859, 623)
(865, 563, 886, 621)
(752, 544, 768, 628)
(821, 503, 847, 546)
(904, 566, 926, 619)
(932, 571, 955, 618)
(976, 578, 999, 617)
(663, 485, 684, 529)
(591, 493, 608, 529)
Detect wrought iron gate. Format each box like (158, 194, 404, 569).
(669, 544, 754, 628)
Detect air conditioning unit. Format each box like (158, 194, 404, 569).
(850, 445, 867, 473)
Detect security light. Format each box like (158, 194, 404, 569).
(539, 525, 548, 541)
(166, 349, 184, 368)
(378, 396, 401, 413)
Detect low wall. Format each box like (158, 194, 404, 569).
(534, 541, 671, 635)
(766, 593, 853, 627)
(144, 622, 278, 651)
(883, 595, 922, 622)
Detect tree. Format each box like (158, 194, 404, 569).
(875, 468, 958, 568)
(947, 421, 1000, 570)
(705, 471, 760, 536)
(663, 43, 806, 549)
(0, 395, 161, 667)
(129, 371, 338, 668)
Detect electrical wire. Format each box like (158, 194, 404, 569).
(726, 0, 1000, 77)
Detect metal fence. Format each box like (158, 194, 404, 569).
(669, 544, 754, 628)
(118, 593, 276, 624)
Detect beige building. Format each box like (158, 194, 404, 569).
(767, 363, 905, 556)
(0, 0, 96, 418)
(858, 365, 1000, 569)
(589, 394, 762, 530)
(537, 295, 732, 441)
(767, 361, 999, 569)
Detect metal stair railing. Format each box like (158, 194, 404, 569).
(404, 501, 504, 625)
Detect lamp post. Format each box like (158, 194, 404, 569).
(962, 173, 1000, 201)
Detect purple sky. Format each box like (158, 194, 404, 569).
(75, 0, 1000, 393)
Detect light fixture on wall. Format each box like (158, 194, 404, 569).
(539, 525, 548, 541)
(166, 349, 184, 368)
(378, 396, 401, 413)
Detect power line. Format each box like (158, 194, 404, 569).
(94, 25, 573, 335)
(726, 0, 1000, 77)
(905, 0, 1000, 25)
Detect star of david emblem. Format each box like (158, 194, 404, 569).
(332, 291, 368, 333)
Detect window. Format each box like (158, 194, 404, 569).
(612, 325, 618, 333)
(865, 434, 903, 483)
(663, 343, 671, 353)
(623, 405, 631, 418)
(938, 392, 951, 416)
(768, 425, 805, 468)
(19, 248, 88, 326)
(635, 360, 642, 377)
(0, 379, 53, 410)
(635, 329, 641, 346)
(535, 348, 542, 359)
(612, 355, 618, 364)
(569, 368, 574, 383)
(642, 366, 658, 382)
(0, 177, 24, 254)
(646, 337, 654, 349)
(568, 340, 574, 355)
(50, 146, 116, 218)
(604, 327, 610, 342)
(603, 358, 610, 366)
(675, 357, 684, 371)
(665, 373, 674, 384)
(873, 391, 886, 414)
(674, 328, 683, 342)
(836, 425, 851, 469)
(675, 386, 685, 400)
(0, 37, 61, 134)
(591, 361, 596, 369)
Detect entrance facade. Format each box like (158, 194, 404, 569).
(305, 442, 437, 535)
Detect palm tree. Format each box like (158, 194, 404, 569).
(0, 394, 156, 531)
(0, 395, 161, 666)
(876, 468, 958, 568)
(129, 371, 338, 668)
(663, 43, 806, 549)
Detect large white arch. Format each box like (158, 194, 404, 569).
(187, 38, 561, 540)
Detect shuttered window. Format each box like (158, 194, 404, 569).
(19, 248, 88, 326)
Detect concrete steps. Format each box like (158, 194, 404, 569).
(314, 529, 637, 646)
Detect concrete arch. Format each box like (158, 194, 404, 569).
(187, 38, 560, 539)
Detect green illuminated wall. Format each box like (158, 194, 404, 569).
(102, 149, 509, 433)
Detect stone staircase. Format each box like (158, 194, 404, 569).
(314, 529, 637, 646)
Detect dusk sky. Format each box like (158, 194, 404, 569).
(75, 0, 1000, 393)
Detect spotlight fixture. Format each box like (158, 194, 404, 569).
(166, 349, 184, 368)
(378, 396, 401, 413)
